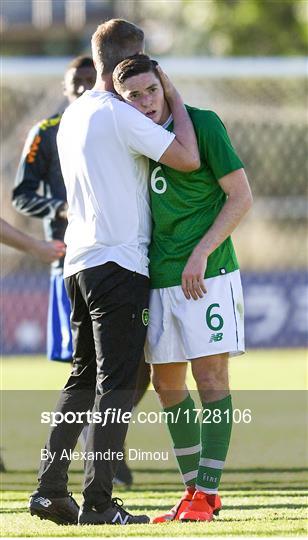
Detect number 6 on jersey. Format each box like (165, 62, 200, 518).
(151, 166, 167, 194)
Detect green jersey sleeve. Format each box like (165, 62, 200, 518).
(192, 109, 244, 180)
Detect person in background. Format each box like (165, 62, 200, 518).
(12, 55, 96, 364)
(0, 216, 65, 473)
(0, 217, 65, 263)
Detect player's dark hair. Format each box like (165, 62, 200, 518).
(67, 56, 95, 70)
(91, 19, 144, 76)
(113, 54, 158, 93)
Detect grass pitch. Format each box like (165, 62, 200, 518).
(2, 349, 307, 391)
(1, 350, 307, 537)
(1, 469, 307, 537)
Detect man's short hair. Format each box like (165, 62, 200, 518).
(113, 54, 158, 93)
(91, 18, 144, 76)
(67, 56, 95, 71)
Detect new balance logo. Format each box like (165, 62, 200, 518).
(111, 511, 129, 525)
(209, 332, 224, 343)
(34, 497, 52, 508)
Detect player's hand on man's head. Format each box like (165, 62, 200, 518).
(181, 249, 207, 300)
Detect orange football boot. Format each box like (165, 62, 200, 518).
(179, 490, 215, 522)
(206, 493, 222, 516)
(151, 486, 195, 523)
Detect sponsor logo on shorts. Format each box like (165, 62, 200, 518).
(142, 308, 149, 326)
(209, 332, 224, 343)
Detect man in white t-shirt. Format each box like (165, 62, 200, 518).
(29, 18, 200, 527)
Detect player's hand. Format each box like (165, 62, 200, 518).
(32, 239, 66, 264)
(181, 248, 207, 300)
(156, 65, 179, 103)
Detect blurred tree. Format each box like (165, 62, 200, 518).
(210, 0, 308, 56)
(134, 0, 308, 56)
(2, 0, 307, 56)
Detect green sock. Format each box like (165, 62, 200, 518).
(164, 394, 201, 486)
(196, 394, 233, 494)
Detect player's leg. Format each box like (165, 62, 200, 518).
(151, 362, 200, 522)
(152, 361, 188, 407)
(179, 271, 244, 522)
(146, 288, 201, 522)
(179, 353, 230, 522)
(192, 353, 231, 502)
(79, 263, 150, 525)
(29, 273, 97, 525)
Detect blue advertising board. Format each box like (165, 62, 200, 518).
(0, 271, 307, 354)
(242, 271, 307, 348)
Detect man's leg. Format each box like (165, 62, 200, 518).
(29, 274, 97, 524)
(180, 353, 231, 521)
(113, 352, 151, 487)
(46, 273, 93, 457)
(36, 274, 97, 497)
(79, 264, 149, 512)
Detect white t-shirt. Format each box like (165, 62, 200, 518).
(57, 90, 175, 278)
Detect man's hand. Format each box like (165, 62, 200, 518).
(181, 247, 207, 300)
(156, 65, 179, 104)
(156, 65, 200, 172)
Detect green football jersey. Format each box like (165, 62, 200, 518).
(149, 106, 244, 289)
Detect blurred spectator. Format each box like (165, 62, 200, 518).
(12, 55, 96, 363)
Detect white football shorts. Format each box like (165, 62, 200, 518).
(145, 270, 245, 364)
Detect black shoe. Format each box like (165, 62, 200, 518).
(78, 497, 149, 525)
(29, 492, 79, 525)
(113, 459, 133, 487)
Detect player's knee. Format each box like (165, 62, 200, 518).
(151, 373, 181, 395)
(195, 371, 219, 391)
(151, 373, 167, 395)
(192, 364, 228, 392)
